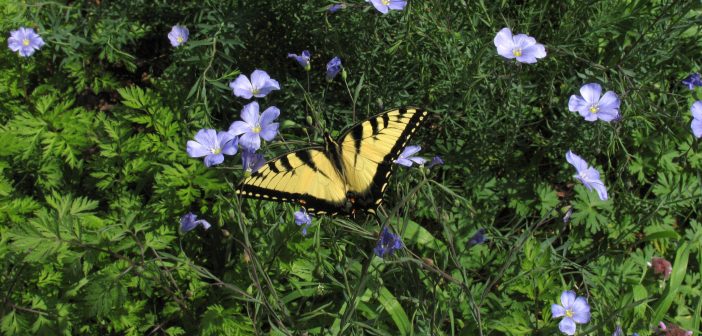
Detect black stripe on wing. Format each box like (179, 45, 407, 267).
(340, 107, 429, 211)
(236, 148, 347, 215)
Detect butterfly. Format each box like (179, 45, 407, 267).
(236, 107, 428, 216)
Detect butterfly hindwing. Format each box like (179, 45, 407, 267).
(338, 107, 428, 211)
(236, 148, 348, 215)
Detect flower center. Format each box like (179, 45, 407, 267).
(176, 36, 183, 43)
(252, 124, 262, 133)
(211, 147, 222, 155)
(512, 48, 522, 57)
(252, 88, 260, 95)
(22, 39, 30, 46)
(589, 104, 599, 113)
(565, 309, 574, 318)
(381, 0, 390, 4)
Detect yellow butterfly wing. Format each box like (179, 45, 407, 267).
(338, 107, 429, 212)
(236, 149, 348, 215)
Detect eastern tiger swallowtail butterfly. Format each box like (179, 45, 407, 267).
(236, 107, 428, 216)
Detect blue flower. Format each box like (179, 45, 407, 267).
(328, 4, 345, 13)
(326, 56, 342, 81)
(242, 149, 266, 176)
(186, 129, 238, 167)
(374, 226, 403, 258)
(612, 325, 623, 336)
(691, 101, 702, 139)
(568, 83, 621, 122)
(7, 27, 45, 57)
(167, 25, 189, 47)
(180, 212, 211, 233)
(493, 27, 546, 64)
(551, 290, 591, 335)
(228, 102, 280, 151)
(288, 50, 311, 71)
(369, 0, 407, 14)
(294, 209, 312, 236)
(394, 145, 427, 167)
(566, 150, 608, 201)
(229, 70, 280, 99)
(682, 73, 702, 90)
(427, 156, 444, 168)
(468, 228, 486, 246)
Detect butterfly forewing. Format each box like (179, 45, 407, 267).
(236, 148, 347, 215)
(338, 107, 428, 211)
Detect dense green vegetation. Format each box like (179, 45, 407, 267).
(1, 1, 701, 335)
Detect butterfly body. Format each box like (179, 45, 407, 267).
(236, 107, 428, 216)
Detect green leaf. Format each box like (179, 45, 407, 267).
(377, 286, 411, 335)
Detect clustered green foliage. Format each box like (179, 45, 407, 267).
(1, 1, 701, 335)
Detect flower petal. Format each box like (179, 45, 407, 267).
(409, 156, 428, 165)
(513, 34, 536, 49)
(566, 151, 588, 173)
(560, 290, 577, 309)
(520, 43, 546, 61)
(250, 69, 271, 89)
(558, 317, 577, 336)
(388, 0, 407, 10)
(186, 140, 209, 158)
(494, 27, 515, 58)
(194, 129, 217, 148)
(571, 297, 591, 324)
(394, 158, 414, 167)
(370, 0, 389, 14)
(259, 123, 279, 141)
(204, 153, 224, 167)
(598, 91, 620, 111)
(692, 101, 702, 120)
(230, 75, 253, 99)
(220, 135, 239, 156)
(259, 106, 280, 126)
(568, 95, 588, 113)
(195, 219, 211, 230)
(591, 180, 609, 201)
(239, 132, 261, 151)
(692, 119, 702, 138)
(580, 83, 602, 105)
(551, 304, 566, 318)
(241, 102, 260, 125)
(229, 121, 251, 136)
(400, 145, 422, 158)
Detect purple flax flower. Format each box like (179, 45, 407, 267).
(241, 150, 266, 175)
(493, 27, 546, 64)
(186, 129, 238, 167)
(228, 102, 280, 151)
(691, 101, 702, 139)
(394, 145, 427, 167)
(229, 70, 280, 99)
(294, 209, 312, 236)
(426, 155, 444, 168)
(288, 50, 311, 71)
(551, 290, 591, 335)
(167, 25, 189, 47)
(326, 56, 342, 81)
(328, 4, 345, 13)
(566, 150, 608, 201)
(468, 228, 486, 246)
(612, 325, 623, 336)
(568, 83, 621, 122)
(369, 0, 407, 14)
(682, 73, 702, 90)
(179, 212, 211, 233)
(7, 27, 45, 57)
(374, 226, 403, 258)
